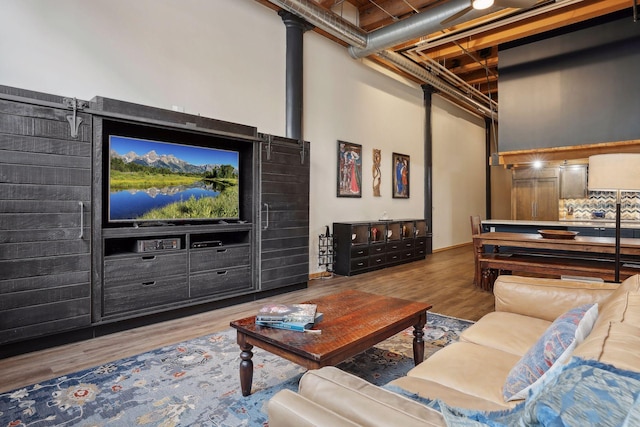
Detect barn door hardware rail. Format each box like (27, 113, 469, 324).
(63, 97, 87, 138)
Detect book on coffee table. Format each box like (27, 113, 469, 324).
(256, 303, 317, 323)
(256, 313, 324, 332)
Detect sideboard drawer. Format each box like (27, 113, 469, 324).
(350, 246, 369, 258)
(350, 257, 369, 271)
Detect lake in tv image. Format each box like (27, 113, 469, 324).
(108, 135, 240, 221)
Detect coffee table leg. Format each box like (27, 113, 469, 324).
(412, 312, 427, 365)
(238, 334, 254, 396)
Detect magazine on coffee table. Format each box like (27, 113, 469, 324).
(256, 312, 324, 332)
(256, 303, 317, 323)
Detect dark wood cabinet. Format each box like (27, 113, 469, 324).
(333, 220, 427, 276)
(259, 135, 310, 291)
(0, 89, 92, 344)
(100, 226, 254, 320)
(0, 88, 310, 346)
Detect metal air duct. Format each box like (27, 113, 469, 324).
(266, 0, 496, 117)
(348, 0, 482, 59)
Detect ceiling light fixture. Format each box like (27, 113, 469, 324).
(472, 0, 494, 10)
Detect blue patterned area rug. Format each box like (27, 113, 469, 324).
(0, 312, 472, 427)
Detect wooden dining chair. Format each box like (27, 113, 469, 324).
(470, 215, 482, 236)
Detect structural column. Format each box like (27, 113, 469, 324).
(485, 117, 492, 219)
(422, 84, 436, 254)
(279, 11, 311, 140)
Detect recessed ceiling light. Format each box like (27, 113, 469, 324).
(472, 0, 494, 10)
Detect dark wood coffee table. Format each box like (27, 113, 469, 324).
(230, 289, 432, 396)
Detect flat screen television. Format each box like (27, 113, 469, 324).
(107, 135, 240, 224)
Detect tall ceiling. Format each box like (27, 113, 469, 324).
(254, 0, 632, 117)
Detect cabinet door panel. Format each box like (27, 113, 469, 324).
(513, 179, 536, 220)
(512, 175, 558, 221)
(535, 178, 559, 221)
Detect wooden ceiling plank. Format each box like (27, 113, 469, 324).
(359, 0, 438, 29)
(415, 0, 630, 60)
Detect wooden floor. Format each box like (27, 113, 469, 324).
(0, 244, 494, 394)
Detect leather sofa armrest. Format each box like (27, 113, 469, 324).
(268, 389, 361, 427)
(297, 367, 446, 427)
(494, 275, 618, 321)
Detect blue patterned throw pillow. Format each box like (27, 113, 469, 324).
(502, 303, 598, 401)
(523, 357, 640, 426)
(437, 357, 640, 427)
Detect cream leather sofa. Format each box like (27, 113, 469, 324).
(268, 274, 640, 426)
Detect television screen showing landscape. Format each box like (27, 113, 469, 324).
(108, 135, 240, 222)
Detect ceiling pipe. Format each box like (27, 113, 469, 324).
(266, 0, 497, 117)
(348, 0, 484, 59)
(267, 0, 367, 48)
(378, 50, 495, 117)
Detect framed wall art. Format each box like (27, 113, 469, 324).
(372, 148, 381, 197)
(337, 141, 362, 197)
(392, 152, 410, 198)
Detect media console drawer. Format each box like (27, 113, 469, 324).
(103, 275, 188, 316)
(104, 252, 188, 282)
(190, 245, 250, 273)
(190, 267, 252, 298)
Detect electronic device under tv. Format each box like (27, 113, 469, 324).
(107, 135, 240, 225)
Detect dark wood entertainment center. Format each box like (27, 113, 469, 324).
(0, 86, 310, 349)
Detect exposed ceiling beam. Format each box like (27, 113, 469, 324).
(498, 140, 640, 166)
(414, 0, 630, 60)
(359, 0, 437, 29)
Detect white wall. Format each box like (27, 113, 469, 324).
(432, 98, 486, 249)
(0, 0, 486, 274)
(0, 0, 287, 133)
(304, 32, 427, 270)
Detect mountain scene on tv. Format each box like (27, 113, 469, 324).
(109, 136, 239, 222)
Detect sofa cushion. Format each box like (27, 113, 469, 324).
(502, 303, 598, 401)
(622, 293, 640, 326)
(573, 291, 640, 362)
(574, 321, 640, 373)
(388, 376, 517, 412)
(460, 312, 551, 357)
(494, 275, 616, 322)
(404, 341, 521, 408)
(600, 274, 640, 313)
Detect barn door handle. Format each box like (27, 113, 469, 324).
(78, 201, 84, 239)
(263, 203, 269, 230)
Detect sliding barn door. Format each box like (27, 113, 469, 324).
(259, 135, 309, 291)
